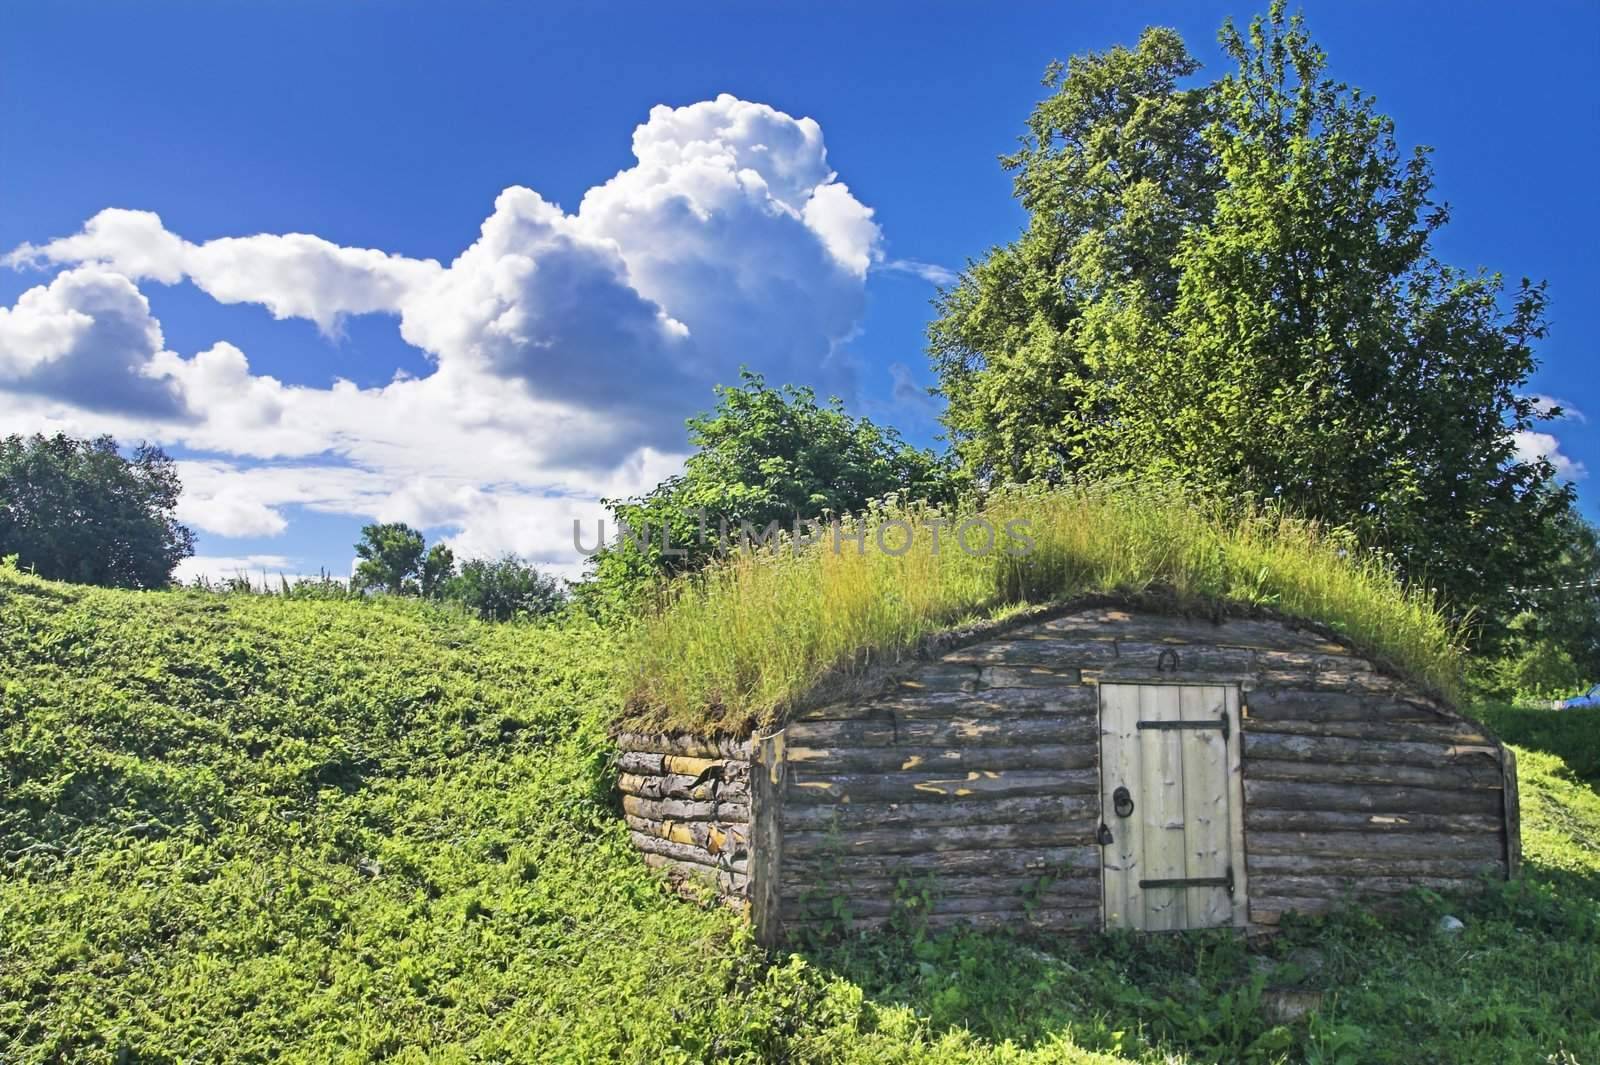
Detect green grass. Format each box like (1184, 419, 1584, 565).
(3, 566, 1595, 1063)
(623, 485, 1466, 735)
(1478, 703, 1600, 784)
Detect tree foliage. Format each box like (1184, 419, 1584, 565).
(443, 556, 566, 622)
(584, 369, 957, 606)
(352, 522, 428, 595)
(351, 522, 564, 621)
(0, 432, 194, 589)
(929, 3, 1574, 643)
(1488, 513, 1600, 698)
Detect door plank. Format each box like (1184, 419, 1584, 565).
(1138, 685, 1187, 930)
(1180, 685, 1231, 927)
(1099, 684, 1144, 930)
(1225, 687, 1249, 926)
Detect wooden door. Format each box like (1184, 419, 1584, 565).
(1099, 683, 1247, 930)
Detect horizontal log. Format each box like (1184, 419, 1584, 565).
(640, 852, 748, 896)
(784, 845, 1099, 879)
(619, 773, 748, 804)
(1244, 778, 1503, 816)
(893, 662, 982, 693)
(1247, 854, 1505, 879)
(1242, 732, 1501, 770)
(616, 751, 667, 776)
(1248, 896, 1338, 925)
(616, 751, 750, 781)
(1243, 688, 1446, 724)
(788, 767, 1100, 805)
(784, 906, 1100, 934)
(1243, 757, 1505, 791)
(1255, 669, 1399, 696)
(782, 794, 1101, 831)
(1246, 830, 1505, 860)
(617, 751, 748, 777)
(783, 743, 1096, 775)
(1041, 612, 1347, 654)
(977, 665, 1086, 689)
(628, 830, 748, 873)
(1245, 808, 1504, 834)
(941, 637, 1120, 668)
(624, 815, 748, 856)
(619, 772, 722, 802)
(1249, 874, 1490, 899)
(614, 732, 752, 759)
(801, 687, 1097, 723)
(787, 881, 1100, 917)
(622, 794, 749, 824)
(785, 714, 1095, 749)
(784, 871, 1099, 903)
(1243, 718, 1489, 744)
(1249, 890, 1456, 926)
(1251, 650, 1374, 674)
(1113, 642, 1256, 673)
(786, 821, 1096, 858)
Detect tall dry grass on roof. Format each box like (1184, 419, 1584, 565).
(621, 484, 1465, 735)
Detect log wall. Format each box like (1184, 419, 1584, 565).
(614, 731, 755, 907)
(618, 605, 1518, 940)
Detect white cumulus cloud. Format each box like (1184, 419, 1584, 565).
(1, 95, 938, 571)
(1514, 430, 1587, 482)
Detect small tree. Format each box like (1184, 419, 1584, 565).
(0, 433, 194, 589)
(443, 556, 565, 622)
(352, 522, 426, 594)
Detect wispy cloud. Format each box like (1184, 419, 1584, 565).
(880, 258, 958, 286)
(1527, 393, 1586, 423)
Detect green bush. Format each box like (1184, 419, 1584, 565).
(1478, 704, 1600, 783)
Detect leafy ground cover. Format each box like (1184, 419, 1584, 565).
(2, 565, 1595, 1063)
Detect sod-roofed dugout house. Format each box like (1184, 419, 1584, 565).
(616, 601, 1520, 943)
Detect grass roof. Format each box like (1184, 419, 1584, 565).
(620, 484, 1467, 736)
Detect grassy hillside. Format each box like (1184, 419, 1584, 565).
(3, 565, 1596, 1063)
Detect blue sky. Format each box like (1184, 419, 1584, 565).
(3, 1, 1595, 581)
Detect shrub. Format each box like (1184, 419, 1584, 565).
(1478, 704, 1600, 783)
(441, 556, 565, 622)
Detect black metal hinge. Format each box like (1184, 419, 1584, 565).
(1139, 866, 1235, 896)
(1136, 708, 1230, 741)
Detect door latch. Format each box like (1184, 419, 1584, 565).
(1112, 785, 1135, 818)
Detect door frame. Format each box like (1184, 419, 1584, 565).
(1094, 679, 1249, 931)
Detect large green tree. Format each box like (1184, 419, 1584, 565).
(584, 370, 955, 605)
(0, 433, 194, 589)
(930, 4, 1573, 641)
